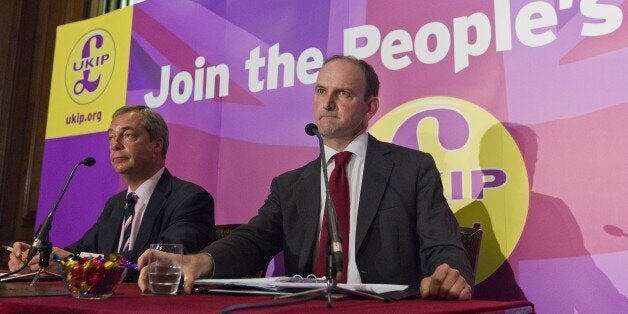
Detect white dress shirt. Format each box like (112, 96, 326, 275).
(116, 167, 165, 252)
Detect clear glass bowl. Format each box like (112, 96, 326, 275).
(61, 264, 127, 299)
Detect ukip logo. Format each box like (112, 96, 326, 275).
(65, 29, 115, 105)
(370, 96, 529, 284)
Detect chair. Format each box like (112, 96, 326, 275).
(459, 223, 483, 276)
(213, 224, 267, 278)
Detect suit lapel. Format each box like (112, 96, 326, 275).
(103, 192, 127, 253)
(356, 135, 393, 252)
(295, 159, 322, 273)
(134, 169, 172, 250)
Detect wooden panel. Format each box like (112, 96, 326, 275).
(0, 0, 30, 267)
(0, 0, 97, 267)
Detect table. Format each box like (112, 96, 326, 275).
(0, 282, 534, 313)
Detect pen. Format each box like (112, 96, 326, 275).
(2, 244, 13, 252)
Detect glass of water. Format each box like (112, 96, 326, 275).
(148, 243, 183, 295)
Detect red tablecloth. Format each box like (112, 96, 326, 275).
(0, 282, 534, 313)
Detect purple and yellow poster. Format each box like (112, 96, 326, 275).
(40, 1, 628, 311)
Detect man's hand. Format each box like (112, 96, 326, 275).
(420, 263, 472, 300)
(138, 250, 214, 294)
(8, 242, 39, 272)
(8, 242, 72, 273)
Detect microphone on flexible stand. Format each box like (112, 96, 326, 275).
(0, 157, 96, 283)
(305, 123, 343, 283)
(27, 157, 96, 260)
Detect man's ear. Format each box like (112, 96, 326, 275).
(153, 138, 164, 155)
(366, 96, 379, 121)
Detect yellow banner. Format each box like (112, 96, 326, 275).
(46, 7, 133, 139)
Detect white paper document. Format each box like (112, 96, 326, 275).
(194, 276, 408, 294)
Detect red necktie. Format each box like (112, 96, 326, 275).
(315, 151, 352, 282)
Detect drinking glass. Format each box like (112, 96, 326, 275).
(148, 243, 183, 295)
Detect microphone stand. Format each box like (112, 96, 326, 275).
(281, 124, 383, 306)
(0, 158, 94, 284)
(309, 123, 348, 305)
(0, 227, 61, 284)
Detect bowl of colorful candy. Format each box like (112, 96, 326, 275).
(56, 254, 133, 299)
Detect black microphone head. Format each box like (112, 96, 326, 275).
(82, 157, 96, 167)
(305, 123, 318, 136)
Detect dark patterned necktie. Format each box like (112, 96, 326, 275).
(120, 192, 137, 252)
(315, 151, 352, 282)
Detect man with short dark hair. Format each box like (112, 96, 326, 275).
(8, 106, 214, 280)
(139, 56, 473, 299)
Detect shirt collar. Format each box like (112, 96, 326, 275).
(127, 167, 165, 205)
(323, 132, 368, 164)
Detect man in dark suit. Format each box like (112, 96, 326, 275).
(138, 56, 473, 299)
(8, 106, 214, 280)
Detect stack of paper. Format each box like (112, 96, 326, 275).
(193, 276, 408, 295)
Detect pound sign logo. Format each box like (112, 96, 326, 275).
(65, 29, 115, 104)
(370, 96, 529, 284)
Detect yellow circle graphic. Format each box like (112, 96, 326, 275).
(65, 29, 116, 105)
(370, 96, 529, 283)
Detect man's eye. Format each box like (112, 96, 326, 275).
(315, 88, 325, 95)
(339, 90, 351, 97)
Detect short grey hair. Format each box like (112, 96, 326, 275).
(112, 106, 169, 159)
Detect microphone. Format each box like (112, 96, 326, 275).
(304, 123, 343, 282)
(82, 157, 96, 167)
(305, 123, 318, 136)
(26, 157, 96, 260)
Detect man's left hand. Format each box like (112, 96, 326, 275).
(420, 263, 472, 300)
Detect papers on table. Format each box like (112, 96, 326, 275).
(193, 276, 408, 295)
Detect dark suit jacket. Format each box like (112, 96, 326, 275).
(65, 168, 214, 266)
(205, 135, 473, 287)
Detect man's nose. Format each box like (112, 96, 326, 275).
(323, 95, 336, 110)
(110, 138, 123, 151)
